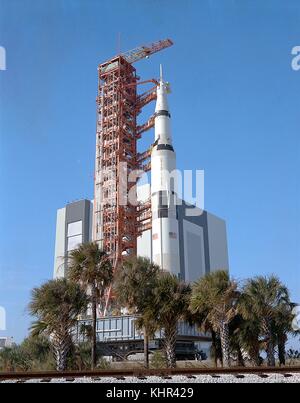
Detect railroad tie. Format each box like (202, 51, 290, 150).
(65, 378, 75, 382)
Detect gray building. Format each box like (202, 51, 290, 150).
(53, 199, 93, 279)
(137, 184, 229, 282)
(53, 193, 229, 358)
(53, 192, 229, 281)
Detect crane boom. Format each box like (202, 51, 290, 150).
(121, 39, 173, 64)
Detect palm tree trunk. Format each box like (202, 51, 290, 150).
(249, 345, 261, 367)
(278, 334, 287, 367)
(91, 287, 97, 369)
(144, 327, 149, 368)
(266, 339, 276, 367)
(278, 342, 286, 367)
(263, 320, 275, 367)
(211, 330, 218, 368)
(237, 345, 245, 367)
(52, 333, 71, 372)
(220, 321, 231, 367)
(54, 348, 66, 372)
(164, 325, 177, 368)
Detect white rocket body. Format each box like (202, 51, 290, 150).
(151, 69, 180, 276)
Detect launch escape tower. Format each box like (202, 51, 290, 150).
(93, 39, 173, 313)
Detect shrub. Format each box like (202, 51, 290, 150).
(150, 351, 167, 369)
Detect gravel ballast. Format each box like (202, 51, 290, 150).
(1, 373, 300, 383)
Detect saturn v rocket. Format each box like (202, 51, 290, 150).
(151, 67, 181, 276)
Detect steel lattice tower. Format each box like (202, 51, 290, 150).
(93, 40, 173, 314)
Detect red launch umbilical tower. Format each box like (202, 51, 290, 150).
(93, 39, 173, 314)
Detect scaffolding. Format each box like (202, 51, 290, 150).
(94, 56, 138, 259)
(93, 40, 173, 314)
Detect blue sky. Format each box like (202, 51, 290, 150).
(0, 0, 299, 343)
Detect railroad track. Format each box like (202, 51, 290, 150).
(0, 366, 300, 381)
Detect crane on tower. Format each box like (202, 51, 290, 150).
(121, 38, 173, 64)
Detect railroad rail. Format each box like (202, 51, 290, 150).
(0, 366, 300, 381)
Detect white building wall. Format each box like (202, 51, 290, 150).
(53, 207, 66, 279)
(207, 213, 229, 272)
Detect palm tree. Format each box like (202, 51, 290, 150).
(189, 270, 238, 367)
(272, 303, 294, 366)
(228, 314, 265, 367)
(185, 310, 223, 367)
(68, 242, 113, 369)
(236, 317, 262, 366)
(228, 315, 245, 367)
(153, 273, 191, 368)
(29, 278, 88, 371)
(211, 330, 223, 367)
(239, 275, 291, 367)
(114, 256, 160, 368)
